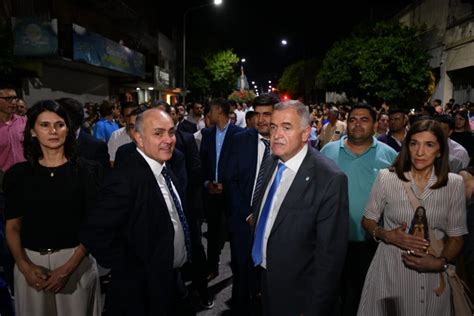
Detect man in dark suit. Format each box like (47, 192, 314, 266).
(251, 100, 349, 316)
(227, 93, 279, 315)
(57, 98, 110, 169)
(80, 109, 198, 315)
(200, 98, 243, 279)
(176, 103, 198, 134)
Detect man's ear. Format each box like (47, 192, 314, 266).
(135, 131, 144, 149)
(302, 125, 311, 142)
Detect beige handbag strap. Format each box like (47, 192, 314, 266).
(402, 181, 421, 210)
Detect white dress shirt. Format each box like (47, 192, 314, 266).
(136, 148, 187, 268)
(448, 138, 470, 168)
(108, 127, 132, 161)
(258, 144, 308, 268)
(235, 109, 247, 128)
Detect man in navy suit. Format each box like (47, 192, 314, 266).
(251, 101, 349, 316)
(227, 93, 279, 315)
(176, 103, 198, 134)
(81, 109, 197, 315)
(200, 98, 243, 279)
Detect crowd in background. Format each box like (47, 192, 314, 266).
(1, 80, 474, 316)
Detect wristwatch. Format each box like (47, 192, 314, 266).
(439, 256, 449, 271)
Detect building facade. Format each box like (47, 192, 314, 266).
(2, 0, 179, 106)
(397, 0, 474, 105)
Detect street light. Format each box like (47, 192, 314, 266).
(281, 39, 288, 46)
(183, 0, 222, 103)
(241, 58, 246, 63)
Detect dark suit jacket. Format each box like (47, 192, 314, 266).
(177, 119, 198, 134)
(378, 132, 401, 152)
(227, 128, 259, 232)
(200, 123, 243, 186)
(80, 151, 193, 316)
(77, 128, 110, 169)
(252, 146, 349, 316)
(175, 130, 201, 193)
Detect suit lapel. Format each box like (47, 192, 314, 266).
(270, 150, 316, 235)
(133, 151, 168, 209)
(210, 127, 217, 174)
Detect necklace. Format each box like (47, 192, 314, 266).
(39, 158, 67, 177)
(46, 166, 59, 177)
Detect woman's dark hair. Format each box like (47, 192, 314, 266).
(392, 119, 449, 189)
(24, 100, 77, 164)
(453, 109, 471, 132)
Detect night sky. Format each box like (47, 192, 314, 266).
(160, 0, 413, 86)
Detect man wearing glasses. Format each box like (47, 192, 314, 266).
(0, 83, 25, 315)
(186, 102, 206, 131)
(0, 84, 26, 174)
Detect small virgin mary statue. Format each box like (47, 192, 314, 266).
(236, 65, 249, 92)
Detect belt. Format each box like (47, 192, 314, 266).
(29, 248, 61, 255)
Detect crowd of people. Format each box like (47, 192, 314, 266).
(0, 81, 474, 316)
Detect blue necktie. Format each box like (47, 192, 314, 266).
(161, 166, 192, 262)
(252, 162, 287, 266)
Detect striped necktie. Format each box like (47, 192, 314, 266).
(251, 138, 270, 208)
(161, 166, 192, 262)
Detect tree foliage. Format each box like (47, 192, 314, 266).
(319, 21, 433, 107)
(187, 49, 239, 99)
(187, 66, 210, 97)
(277, 59, 322, 103)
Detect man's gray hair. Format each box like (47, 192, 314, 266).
(134, 110, 147, 134)
(274, 100, 311, 128)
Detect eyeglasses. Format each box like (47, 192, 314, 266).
(0, 96, 18, 103)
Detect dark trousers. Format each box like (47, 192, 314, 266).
(188, 219, 210, 301)
(229, 226, 254, 315)
(104, 269, 195, 316)
(339, 241, 377, 316)
(173, 270, 196, 316)
(204, 192, 227, 272)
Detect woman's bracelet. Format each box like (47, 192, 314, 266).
(372, 226, 383, 243)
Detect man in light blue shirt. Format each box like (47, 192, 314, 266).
(200, 98, 243, 280)
(321, 103, 397, 315)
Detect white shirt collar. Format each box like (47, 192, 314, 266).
(258, 133, 270, 141)
(280, 144, 308, 173)
(136, 147, 165, 178)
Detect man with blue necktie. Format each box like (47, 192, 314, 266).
(251, 100, 349, 316)
(227, 93, 279, 315)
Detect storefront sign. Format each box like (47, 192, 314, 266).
(73, 24, 145, 77)
(12, 18, 58, 56)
